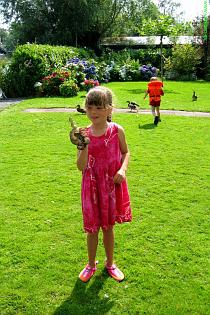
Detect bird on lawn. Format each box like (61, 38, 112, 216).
(127, 101, 140, 112)
(76, 104, 86, 114)
(192, 91, 198, 101)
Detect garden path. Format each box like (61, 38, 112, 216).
(24, 107, 210, 117)
(1, 99, 210, 117)
(0, 98, 25, 111)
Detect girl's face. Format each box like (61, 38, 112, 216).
(85, 104, 112, 124)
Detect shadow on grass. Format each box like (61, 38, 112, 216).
(163, 89, 181, 94)
(53, 269, 114, 315)
(139, 123, 156, 130)
(126, 88, 145, 94)
(126, 88, 181, 95)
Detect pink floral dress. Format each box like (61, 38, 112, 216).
(81, 122, 132, 233)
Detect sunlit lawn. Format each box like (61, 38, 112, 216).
(14, 80, 210, 113)
(0, 83, 210, 314)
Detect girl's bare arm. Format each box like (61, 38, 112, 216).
(113, 126, 130, 184)
(77, 146, 88, 172)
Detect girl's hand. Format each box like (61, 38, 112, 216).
(77, 128, 90, 150)
(79, 128, 88, 137)
(113, 169, 126, 184)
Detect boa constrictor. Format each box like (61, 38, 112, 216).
(69, 117, 90, 150)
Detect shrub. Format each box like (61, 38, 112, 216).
(100, 48, 131, 65)
(4, 44, 95, 97)
(41, 70, 71, 96)
(65, 57, 98, 84)
(204, 58, 210, 81)
(118, 59, 141, 81)
(0, 58, 10, 95)
(59, 80, 79, 97)
(65, 58, 86, 86)
(164, 71, 197, 81)
(164, 44, 202, 80)
(139, 64, 158, 80)
(81, 79, 99, 91)
(94, 61, 110, 82)
(108, 62, 121, 81)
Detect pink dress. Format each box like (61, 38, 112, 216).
(81, 122, 132, 233)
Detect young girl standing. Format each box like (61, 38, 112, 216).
(76, 86, 132, 282)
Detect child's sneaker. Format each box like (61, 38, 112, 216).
(154, 116, 159, 125)
(105, 263, 125, 282)
(79, 261, 98, 282)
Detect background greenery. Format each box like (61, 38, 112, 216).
(0, 86, 209, 314)
(0, 0, 209, 83)
(0, 44, 205, 98)
(0, 0, 187, 49)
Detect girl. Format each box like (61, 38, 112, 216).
(77, 86, 132, 282)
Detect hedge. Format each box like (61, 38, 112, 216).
(3, 44, 95, 97)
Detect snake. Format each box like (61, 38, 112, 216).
(69, 117, 90, 150)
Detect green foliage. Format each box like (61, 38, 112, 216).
(1, 43, 205, 98)
(101, 48, 170, 69)
(164, 44, 202, 80)
(140, 14, 192, 37)
(59, 80, 79, 97)
(112, 0, 159, 36)
(100, 48, 131, 65)
(118, 59, 141, 81)
(204, 58, 210, 81)
(0, 0, 132, 49)
(64, 63, 86, 87)
(0, 57, 9, 92)
(3, 44, 94, 97)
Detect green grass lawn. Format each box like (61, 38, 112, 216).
(15, 80, 210, 113)
(0, 84, 210, 315)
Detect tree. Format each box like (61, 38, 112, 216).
(138, 10, 192, 80)
(192, 15, 210, 79)
(157, 0, 183, 18)
(0, 0, 130, 49)
(112, 0, 159, 36)
(164, 44, 202, 79)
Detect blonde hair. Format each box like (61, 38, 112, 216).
(150, 77, 158, 81)
(85, 86, 113, 108)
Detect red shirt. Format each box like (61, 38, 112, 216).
(147, 81, 164, 102)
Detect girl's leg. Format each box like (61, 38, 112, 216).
(87, 231, 99, 267)
(102, 226, 114, 267)
(155, 106, 160, 117)
(151, 106, 155, 117)
(103, 226, 125, 281)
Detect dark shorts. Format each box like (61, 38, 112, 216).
(150, 100, 160, 107)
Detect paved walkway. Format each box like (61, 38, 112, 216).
(24, 107, 210, 117)
(1, 98, 210, 117)
(0, 98, 25, 111)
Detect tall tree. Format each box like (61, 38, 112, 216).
(139, 14, 192, 79)
(0, 0, 129, 49)
(111, 0, 159, 36)
(192, 15, 210, 78)
(156, 0, 183, 19)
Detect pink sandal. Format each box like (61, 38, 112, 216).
(79, 261, 98, 282)
(105, 262, 125, 282)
